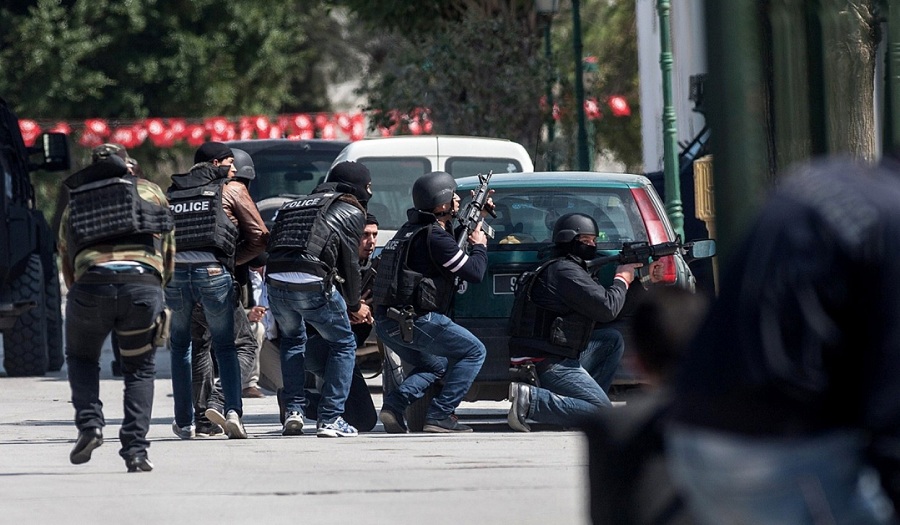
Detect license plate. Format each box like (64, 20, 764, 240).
(492, 273, 519, 295)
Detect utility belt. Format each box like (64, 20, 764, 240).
(267, 269, 343, 293)
(80, 264, 161, 285)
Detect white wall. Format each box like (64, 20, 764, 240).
(636, 0, 707, 172)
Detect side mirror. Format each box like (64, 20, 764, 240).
(28, 132, 70, 172)
(685, 239, 716, 262)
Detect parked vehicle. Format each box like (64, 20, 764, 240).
(225, 139, 349, 225)
(0, 96, 71, 376)
(327, 135, 534, 246)
(382, 171, 715, 430)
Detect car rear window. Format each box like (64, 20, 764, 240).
(483, 187, 648, 246)
(446, 157, 524, 177)
(360, 157, 431, 230)
(250, 147, 343, 201)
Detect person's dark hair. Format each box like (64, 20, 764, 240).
(365, 213, 379, 226)
(630, 287, 708, 381)
(194, 141, 233, 164)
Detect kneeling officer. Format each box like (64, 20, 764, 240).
(59, 153, 175, 472)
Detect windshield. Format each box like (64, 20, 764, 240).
(248, 146, 344, 202)
(471, 186, 648, 247)
(362, 156, 527, 231)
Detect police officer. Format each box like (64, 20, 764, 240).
(59, 151, 175, 472)
(266, 160, 372, 438)
(373, 171, 489, 433)
(188, 147, 268, 436)
(166, 141, 267, 440)
(506, 212, 647, 432)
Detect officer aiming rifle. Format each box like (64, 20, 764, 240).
(585, 238, 716, 279)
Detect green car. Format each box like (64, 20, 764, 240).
(451, 171, 711, 401)
(381, 171, 715, 429)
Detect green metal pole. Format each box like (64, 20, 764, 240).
(886, 1, 900, 154)
(572, 0, 590, 171)
(657, 0, 684, 239)
(545, 20, 556, 171)
(704, 0, 768, 267)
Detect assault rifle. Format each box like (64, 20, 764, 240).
(585, 238, 716, 273)
(456, 171, 496, 250)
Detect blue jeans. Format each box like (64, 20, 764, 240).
(375, 311, 486, 420)
(527, 358, 611, 427)
(667, 426, 898, 525)
(267, 283, 356, 424)
(165, 265, 242, 427)
(579, 327, 624, 391)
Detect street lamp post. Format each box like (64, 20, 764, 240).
(572, 0, 590, 171)
(657, 0, 684, 238)
(535, 0, 560, 170)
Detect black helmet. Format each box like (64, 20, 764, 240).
(231, 148, 255, 181)
(552, 213, 598, 243)
(412, 171, 456, 211)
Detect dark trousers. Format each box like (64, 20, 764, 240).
(65, 276, 162, 460)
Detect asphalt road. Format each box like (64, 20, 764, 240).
(0, 340, 592, 524)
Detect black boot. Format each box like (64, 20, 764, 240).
(70, 427, 103, 465)
(125, 455, 154, 473)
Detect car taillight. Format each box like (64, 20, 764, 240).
(631, 187, 677, 284)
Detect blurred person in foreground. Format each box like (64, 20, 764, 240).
(587, 286, 707, 525)
(667, 157, 900, 524)
(59, 150, 174, 472)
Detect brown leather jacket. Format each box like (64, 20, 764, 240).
(223, 180, 269, 266)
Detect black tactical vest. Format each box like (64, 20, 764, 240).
(508, 258, 594, 359)
(266, 192, 343, 274)
(167, 179, 238, 265)
(67, 176, 174, 264)
(373, 221, 454, 314)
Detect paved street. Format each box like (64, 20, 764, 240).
(0, 341, 591, 524)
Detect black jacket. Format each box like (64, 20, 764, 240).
(531, 254, 629, 323)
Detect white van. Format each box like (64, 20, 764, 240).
(327, 135, 534, 245)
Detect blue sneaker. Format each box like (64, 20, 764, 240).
(316, 416, 358, 438)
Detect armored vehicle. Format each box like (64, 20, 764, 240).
(0, 96, 70, 376)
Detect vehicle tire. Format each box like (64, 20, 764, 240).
(44, 256, 64, 371)
(3, 254, 49, 376)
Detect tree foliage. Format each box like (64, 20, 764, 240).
(0, 0, 361, 119)
(359, 12, 547, 157)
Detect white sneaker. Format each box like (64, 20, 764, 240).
(316, 416, 358, 438)
(282, 411, 304, 436)
(224, 410, 247, 439)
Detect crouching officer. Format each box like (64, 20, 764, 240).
(506, 212, 648, 432)
(59, 153, 175, 472)
(373, 171, 489, 433)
